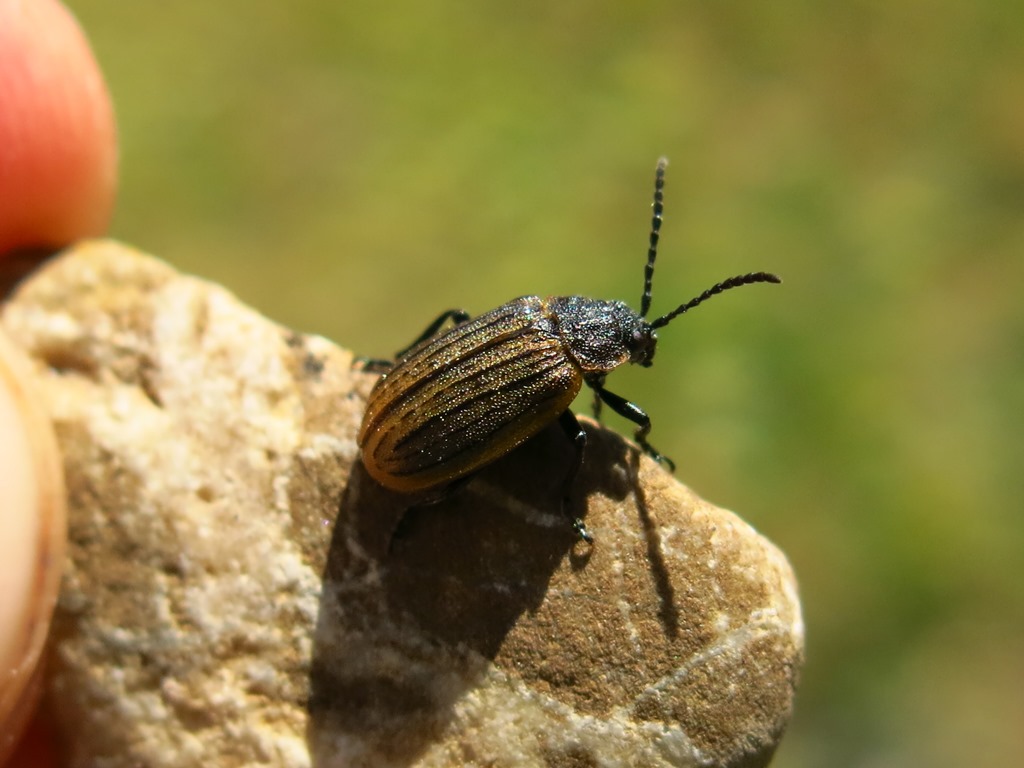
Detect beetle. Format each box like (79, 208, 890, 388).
(358, 158, 780, 542)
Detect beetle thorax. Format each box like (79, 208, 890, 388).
(546, 296, 657, 374)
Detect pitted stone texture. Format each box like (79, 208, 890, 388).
(2, 241, 802, 768)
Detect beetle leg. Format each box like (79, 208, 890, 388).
(388, 474, 474, 550)
(355, 357, 394, 373)
(395, 309, 471, 358)
(557, 410, 593, 543)
(363, 310, 472, 374)
(590, 373, 606, 420)
(592, 387, 677, 472)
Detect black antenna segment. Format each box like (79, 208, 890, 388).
(639, 157, 668, 319)
(650, 272, 781, 329)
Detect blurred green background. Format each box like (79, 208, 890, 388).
(66, 2, 1023, 765)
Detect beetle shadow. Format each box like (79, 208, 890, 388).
(626, 448, 681, 640)
(307, 418, 635, 765)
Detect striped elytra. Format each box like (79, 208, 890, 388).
(357, 158, 781, 540)
(358, 297, 583, 493)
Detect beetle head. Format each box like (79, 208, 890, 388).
(628, 321, 658, 367)
(549, 297, 655, 373)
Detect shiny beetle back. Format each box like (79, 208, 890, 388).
(359, 297, 582, 493)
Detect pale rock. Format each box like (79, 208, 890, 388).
(1, 241, 803, 768)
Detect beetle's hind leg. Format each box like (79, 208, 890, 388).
(592, 386, 676, 472)
(395, 309, 471, 358)
(359, 310, 471, 373)
(356, 358, 394, 374)
(557, 410, 593, 543)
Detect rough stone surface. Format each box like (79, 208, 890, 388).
(2, 241, 804, 768)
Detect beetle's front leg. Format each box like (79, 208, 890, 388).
(590, 373, 606, 421)
(592, 386, 676, 472)
(557, 410, 593, 543)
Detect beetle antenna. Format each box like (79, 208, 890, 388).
(640, 157, 668, 319)
(649, 272, 781, 329)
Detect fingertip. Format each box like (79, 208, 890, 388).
(0, 0, 118, 256)
(0, 332, 66, 766)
